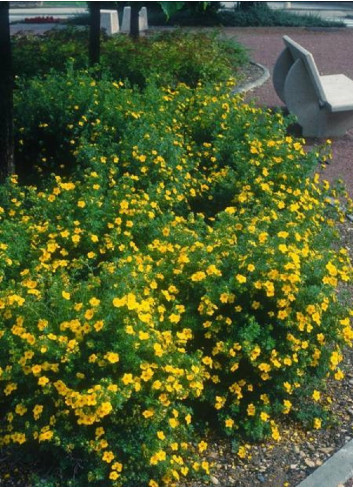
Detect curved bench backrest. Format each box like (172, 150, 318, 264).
(282, 36, 327, 103)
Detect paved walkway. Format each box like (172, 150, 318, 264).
(223, 26, 353, 198)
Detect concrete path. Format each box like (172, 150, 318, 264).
(298, 438, 353, 487)
(223, 26, 353, 198)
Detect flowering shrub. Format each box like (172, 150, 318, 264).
(2, 73, 353, 485)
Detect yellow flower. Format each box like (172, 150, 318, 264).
(94, 320, 104, 332)
(169, 313, 181, 324)
(225, 418, 234, 428)
(260, 412, 269, 422)
(215, 396, 226, 410)
(85, 309, 94, 320)
(198, 440, 208, 453)
(330, 351, 342, 367)
(236, 274, 247, 284)
(142, 410, 154, 418)
(152, 380, 162, 390)
(105, 352, 120, 364)
(157, 431, 165, 440)
(98, 402, 113, 417)
(33, 404, 43, 420)
(109, 471, 119, 481)
(77, 200, 86, 208)
(122, 373, 134, 385)
(191, 271, 206, 282)
(150, 450, 166, 465)
(126, 293, 138, 310)
(317, 333, 325, 344)
(282, 399, 292, 414)
(111, 462, 123, 472)
(102, 451, 115, 463)
(312, 390, 320, 401)
(334, 369, 344, 380)
(271, 425, 281, 441)
(206, 264, 221, 276)
(113, 297, 126, 307)
(238, 446, 247, 459)
(38, 376, 49, 387)
(31, 365, 41, 375)
(247, 403, 256, 416)
(12, 432, 26, 444)
(154, 343, 164, 357)
(202, 356, 213, 367)
(38, 429, 53, 442)
(169, 418, 179, 428)
(108, 384, 118, 392)
(15, 404, 27, 416)
(89, 297, 100, 307)
(62, 291, 70, 300)
(313, 418, 322, 429)
(95, 427, 105, 438)
(250, 346, 261, 361)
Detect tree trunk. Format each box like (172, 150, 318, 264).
(130, 2, 139, 40)
(0, 2, 15, 182)
(89, 1, 101, 65)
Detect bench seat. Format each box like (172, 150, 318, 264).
(321, 74, 353, 112)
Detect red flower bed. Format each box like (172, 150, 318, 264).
(24, 16, 61, 24)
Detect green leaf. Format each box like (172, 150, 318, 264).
(159, 1, 185, 19)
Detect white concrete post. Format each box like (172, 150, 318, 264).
(121, 6, 131, 33)
(100, 10, 119, 36)
(139, 6, 148, 32)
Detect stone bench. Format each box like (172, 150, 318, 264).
(273, 35, 353, 137)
